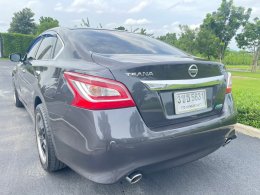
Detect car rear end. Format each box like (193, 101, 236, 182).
(50, 29, 237, 184)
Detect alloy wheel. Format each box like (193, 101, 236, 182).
(36, 113, 47, 164)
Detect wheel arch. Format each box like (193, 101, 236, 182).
(34, 96, 42, 110)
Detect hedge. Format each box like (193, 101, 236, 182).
(223, 51, 253, 65)
(0, 33, 35, 58)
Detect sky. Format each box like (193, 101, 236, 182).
(0, 0, 259, 50)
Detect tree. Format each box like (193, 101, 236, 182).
(177, 25, 198, 54)
(138, 28, 153, 37)
(236, 18, 260, 72)
(158, 33, 178, 46)
(81, 18, 90, 27)
(115, 26, 127, 31)
(36, 17, 59, 34)
(8, 8, 36, 34)
(201, 0, 251, 61)
(196, 28, 222, 60)
(132, 28, 139, 33)
(77, 18, 102, 28)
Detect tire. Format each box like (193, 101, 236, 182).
(13, 88, 23, 108)
(35, 104, 66, 172)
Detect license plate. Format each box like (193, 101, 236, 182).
(174, 89, 207, 115)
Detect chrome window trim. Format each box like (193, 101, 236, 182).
(53, 34, 64, 60)
(141, 75, 225, 91)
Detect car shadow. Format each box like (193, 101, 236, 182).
(49, 157, 219, 195)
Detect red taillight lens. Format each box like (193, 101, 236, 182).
(226, 72, 232, 93)
(64, 72, 135, 110)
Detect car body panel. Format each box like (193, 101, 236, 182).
(49, 93, 236, 184)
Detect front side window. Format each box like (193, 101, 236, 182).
(36, 35, 57, 60)
(27, 37, 42, 60)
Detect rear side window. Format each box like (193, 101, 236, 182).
(36, 35, 57, 60)
(71, 30, 187, 56)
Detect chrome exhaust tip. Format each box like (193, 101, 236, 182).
(224, 138, 232, 146)
(126, 172, 142, 184)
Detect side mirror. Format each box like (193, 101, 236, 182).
(9, 53, 22, 62)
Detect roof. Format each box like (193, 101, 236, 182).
(47, 26, 128, 33)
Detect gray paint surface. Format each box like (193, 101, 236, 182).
(1, 60, 260, 194)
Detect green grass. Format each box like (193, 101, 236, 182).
(226, 65, 260, 73)
(231, 71, 260, 79)
(0, 57, 9, 60)
(232, 73, 260, 129)
(226, 65, 250, 70)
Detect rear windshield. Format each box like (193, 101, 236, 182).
(71, 29, 187, 56)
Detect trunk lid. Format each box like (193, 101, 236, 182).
(92, 54, 227, 130)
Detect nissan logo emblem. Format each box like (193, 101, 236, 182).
(188, 64, 198, 78)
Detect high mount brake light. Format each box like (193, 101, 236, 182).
(226, 72, 232, 94)
(64, 72, 136, 110)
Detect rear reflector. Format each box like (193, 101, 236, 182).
(64, 72, 135, 110)
(226, 72, 232, 94)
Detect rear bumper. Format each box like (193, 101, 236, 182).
(48, 94, 237, 184)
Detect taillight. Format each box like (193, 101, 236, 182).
(64, 72, 135, 110)
(226, 72, 232, 93)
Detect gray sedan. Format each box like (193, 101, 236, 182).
(10, 27, 237, 184)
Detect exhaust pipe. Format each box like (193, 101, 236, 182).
(224, 138, 232, 146)
(126, 172, 142, 184)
